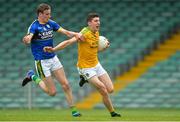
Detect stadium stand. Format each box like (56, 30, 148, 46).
(0, 0, 180, 108)
(109, 51, 180, 108)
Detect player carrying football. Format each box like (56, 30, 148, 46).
(44, 12, 121, 117)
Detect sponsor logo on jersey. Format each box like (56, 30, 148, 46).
(38, 30, 53, 39)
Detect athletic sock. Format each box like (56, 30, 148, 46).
(71, 106, 81, 117)
(71, 106, 78, 114)
(31, 75, 42, 84)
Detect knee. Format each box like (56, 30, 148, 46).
(99, 86, 109, 96)
(108, 88, 114, 94)
(49, 90, 56, 96)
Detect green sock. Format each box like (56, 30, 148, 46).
(31, 75, 42, 84)
(71, 106, 77, 114)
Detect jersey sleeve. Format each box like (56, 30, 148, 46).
(51, 20, 61, 31)
(80, 27, 89, 42)
(27, 23, 36, 34)
(80, 27, 88, 35)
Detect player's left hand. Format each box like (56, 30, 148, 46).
(100, 40, 110, 52)
(106, 40, 110, 48)
(43, 46, 54, 53)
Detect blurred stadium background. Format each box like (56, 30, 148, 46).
(0, 0, 180, 119)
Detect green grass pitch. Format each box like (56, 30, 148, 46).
(0, 108, 180, 121)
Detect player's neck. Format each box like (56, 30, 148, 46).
(38, 18, 47, 24)
(88, 26, 97, 33)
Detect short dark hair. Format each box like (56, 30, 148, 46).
(37, 3, 51, 15)
(87, 12, 99, 22)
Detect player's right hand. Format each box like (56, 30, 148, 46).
(43, 46, 54, 53)
(22, 34, 32, 44)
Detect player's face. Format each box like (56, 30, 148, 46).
(88, 17, 100, 32)
(39, 9, 51, 23)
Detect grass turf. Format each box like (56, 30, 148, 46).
(0, 108, 180, 121)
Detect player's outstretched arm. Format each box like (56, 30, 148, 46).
(44, 37, 78, 53)
(57, 28, 83, 40)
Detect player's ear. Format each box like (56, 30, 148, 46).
(88, 21, 91, 26)
(38, 12, 43, 17)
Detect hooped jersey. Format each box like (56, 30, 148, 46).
(77, 27, 99, 68)
(28, 19, 61, 60)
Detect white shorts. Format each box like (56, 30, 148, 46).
(77, 63, 107, 80)
(35, 55, 63, 78)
